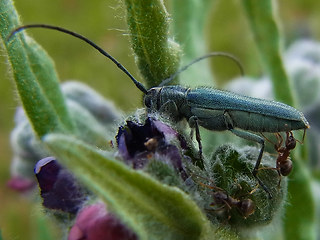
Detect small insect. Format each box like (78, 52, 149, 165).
(262, 131, 296, 180)
(8, 24, 310, 198)
(261, 131, 297, 187)
(274, 131, 296, 177)
(198, 181, 255, 220)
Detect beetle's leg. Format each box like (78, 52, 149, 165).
(189, 116, 203, 160)
(229, 128, 272, 199)
(276, 132, 284, 148)
(223, 112, 272, 198)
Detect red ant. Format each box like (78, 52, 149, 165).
(193, 175, 255, 220)
(274, 131, 296, 177)
(206, 185, 255, 219)
(261, 131, 299, 186)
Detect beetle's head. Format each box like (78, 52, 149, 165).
(144, 87, 161, 110)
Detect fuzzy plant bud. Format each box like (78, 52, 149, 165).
(189, 145, 287, 229)
(35, 157, 87, 214)
(61, 81, 122, 125)
(68, 203, 137, 240)
(7, 176, 35, 192)
(9, 107, 49, 182)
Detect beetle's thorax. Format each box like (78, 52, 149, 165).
(144, 86, 190, 115)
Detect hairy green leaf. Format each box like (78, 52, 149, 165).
(241, 0, 294, 105)
(0, 0, 74, 137)
(124, 0, 181, 87)
(171, 0, 215, 87)
(284, 156, 316, 240)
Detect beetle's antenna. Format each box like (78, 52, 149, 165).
(159, 52, 244, 87)
(8, 24, 148, 94)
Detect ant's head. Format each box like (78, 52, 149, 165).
(285, 132, 296, 150)
(212, 191, 228, 205)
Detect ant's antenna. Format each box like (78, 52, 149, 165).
(8, 24, 148, 94)
(159, 52, 244, 87)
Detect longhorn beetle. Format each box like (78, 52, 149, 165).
(8, 24, 310, 198)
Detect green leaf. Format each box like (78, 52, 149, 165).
(43, 133, 212, 240)
(124, 0, 181, 88)
(32, 207, 60, 240)
(284, 156, 316, 240)
(241, 0, 294, 106)
(0, 0, 74, 137)
(171, 0, 215, 87)
(23, 39, 75, 132)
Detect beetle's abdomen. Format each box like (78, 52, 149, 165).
(228, 110, 307, 132)
(187, 87, 309, 132)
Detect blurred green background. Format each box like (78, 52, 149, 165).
(0, 0, 319, 239)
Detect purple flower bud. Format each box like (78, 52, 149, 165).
(68, 203, 137, 240)
(116, 117, 188, 179)
(7, 176, 35, 192)
(35, 157, 87, 214)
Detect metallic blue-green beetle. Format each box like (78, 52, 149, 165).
(143, 84, 309, 197)
(10, 24, 310, 198)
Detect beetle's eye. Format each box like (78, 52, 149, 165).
(144, 88, 158, 109)
(144, 95, 152, 108)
